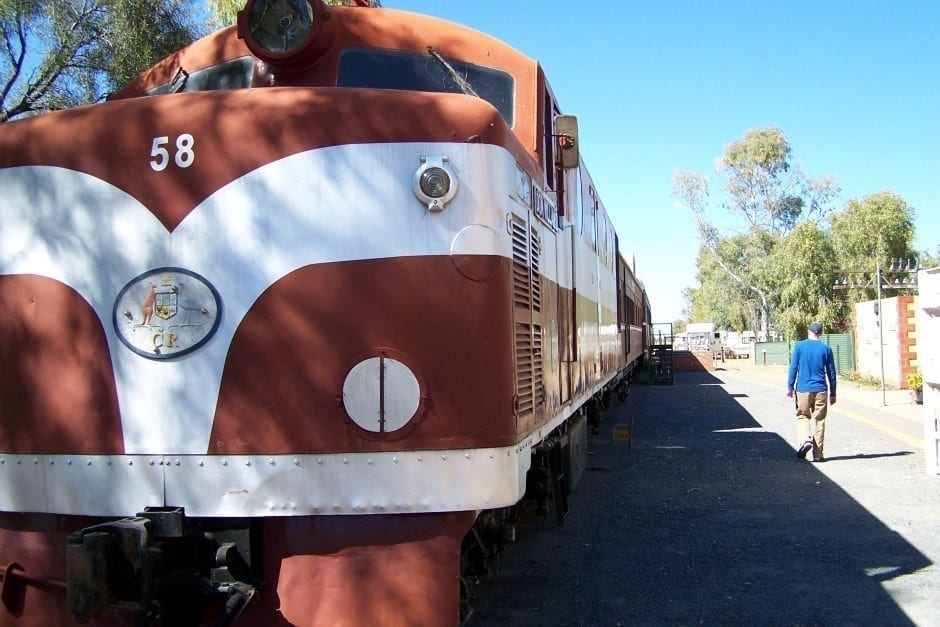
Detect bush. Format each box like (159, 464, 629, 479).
(906, 368, 923, 390)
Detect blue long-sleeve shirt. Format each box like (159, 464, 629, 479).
(787, 339, 837, 395)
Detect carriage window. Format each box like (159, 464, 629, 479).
(337, 47, 514, 126)
(146, 57, 255, 95)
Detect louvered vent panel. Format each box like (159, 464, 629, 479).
(532, 323, 544, 409)
(530, 231, 542, 313)
(511, 218, 530, 309)
(515, 323, 535, 415)
(510, 215, 544, 416)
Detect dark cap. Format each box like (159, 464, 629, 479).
(808, 322, 823, 334)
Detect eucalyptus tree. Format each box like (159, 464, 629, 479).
(0, 0, 200, 122)
(771, 221, 840, 338)
(686, 235, 767, 332)
(831, 191, 916, 272)
(830, 190, 918, 303)
(673, 127, 840, 339)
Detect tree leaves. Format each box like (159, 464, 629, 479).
(831, 191, 916, 269)
(1, 0, 202, 121)
(771, 222, 839, 338)
(1, 0, 388, 120)
(673, 127, 916, 340)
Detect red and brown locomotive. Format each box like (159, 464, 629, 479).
(0, 1, 650, 624)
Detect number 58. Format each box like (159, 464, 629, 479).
(150, 134, 195, 171)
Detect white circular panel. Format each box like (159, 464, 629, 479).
(451, 224, 502, 281)
(342, 357, 421, 433)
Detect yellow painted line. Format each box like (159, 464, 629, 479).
(831, 406, 923, 449)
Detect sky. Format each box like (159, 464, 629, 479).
(386, 0, 940, 323)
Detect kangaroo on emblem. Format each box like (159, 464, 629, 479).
(137, 282, 156, 326)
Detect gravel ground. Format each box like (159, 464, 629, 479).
(466, 365, 940, 626)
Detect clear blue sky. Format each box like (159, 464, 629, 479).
(386, 0, 939, 322)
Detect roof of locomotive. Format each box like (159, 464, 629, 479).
(111, 6, 542, 160)
(0, 6, 550, 229)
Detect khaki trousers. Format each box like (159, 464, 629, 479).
(795, 391, 828, 460)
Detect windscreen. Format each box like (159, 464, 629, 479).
(337, 47, 514, 126)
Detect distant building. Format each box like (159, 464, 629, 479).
(725, 331, 756, 359)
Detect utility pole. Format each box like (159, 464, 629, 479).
(834, 258, 921, 406)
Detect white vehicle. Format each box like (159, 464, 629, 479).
(728, 331, 757, 358)
(686, 322, 722, 356)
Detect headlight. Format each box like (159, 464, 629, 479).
(237, 0, 333, 70)
(248, 0, 315, 54)
(419, 167, 451, 198)
(413, 156, 458, 212)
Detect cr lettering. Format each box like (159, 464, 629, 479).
(152, 332, 178, 349)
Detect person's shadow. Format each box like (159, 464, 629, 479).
(822, 451, 914, 462)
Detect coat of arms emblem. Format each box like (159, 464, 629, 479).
(113, 267, 221, 359)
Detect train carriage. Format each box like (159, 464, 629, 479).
(0, 1, 649, 625)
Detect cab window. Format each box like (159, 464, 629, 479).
(337, 47, 515, 126)
(146, 57, 255, 95)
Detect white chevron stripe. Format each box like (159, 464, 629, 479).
(1, 142, 520, 453)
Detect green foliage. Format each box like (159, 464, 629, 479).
(675, 127, 840, 340)
(205, 0, 240, 26)
(906, 368, 923, 390)
(674, 126, 922, 341)
(1, 0, 202, 121)
(721, 128, 791, 174)
(688, 233, 772, 331)
(717, 127, 838, 235)
(831, 190, 916, 276)
(829, 191, 917, 313)
(771, 221, 842, 338)
(719, 128, 793, 233)
(107, 1, 203, 92)
(1, 0, 386, 118)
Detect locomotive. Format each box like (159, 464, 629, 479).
(0, 1, 650, 624)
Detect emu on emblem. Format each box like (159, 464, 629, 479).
(113, 267, 221, 359)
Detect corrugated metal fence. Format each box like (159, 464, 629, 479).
(752, 341, 790, 366)
(753, 333, 855, 374)
(823, 334, 855, 373)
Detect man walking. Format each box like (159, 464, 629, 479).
(786, 322, 837, 462)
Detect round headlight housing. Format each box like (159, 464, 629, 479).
(248, 0, 315, 54)
(237, 0, 333, 70)
(413, 156, 458, 212)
